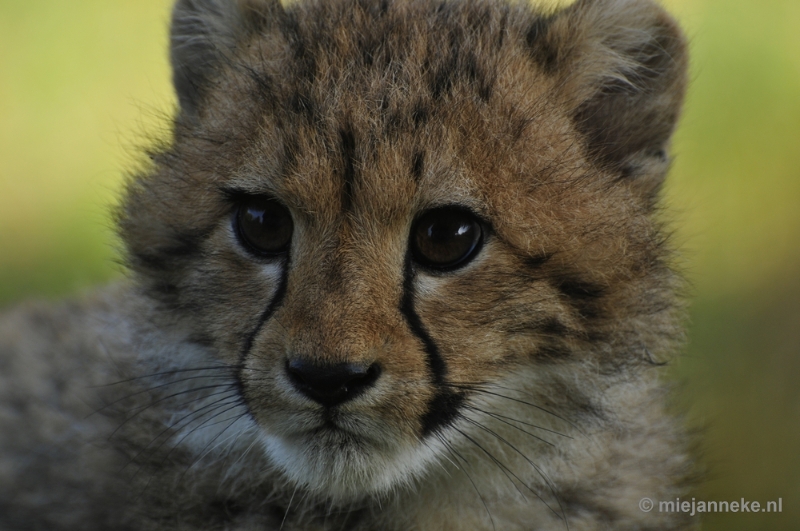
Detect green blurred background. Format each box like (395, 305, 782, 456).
(0, 0, 798, 528)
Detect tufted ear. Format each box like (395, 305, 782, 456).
(170, 0, 284, 117)
(535, 0, 688, 198)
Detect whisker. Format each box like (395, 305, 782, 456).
(280, 483, 300, 530)
(445, 383, 582, 433)
(120, 393, 242, 473)
(451, 425, 529, 503)
(142, 402, 248, 492)
(89, 376, 237, 419)
(94, 365, 244, 388)
(433, 432, 496, 531)
(107, 383, 239, 439)
(467, 406, 573, 439)
(177, 409, 251, 477)
(460, 416, 568, 529)
(464, 405, 565, 446)
(230, 430, 263, 470)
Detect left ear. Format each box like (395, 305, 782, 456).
(537, 0, 688, 198)
(170, 0, 284, 119)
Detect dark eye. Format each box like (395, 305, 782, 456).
(235, 196, 293, 256)
(411, 207, 484, 270)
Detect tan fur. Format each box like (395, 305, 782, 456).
(1, 0, 696, 529)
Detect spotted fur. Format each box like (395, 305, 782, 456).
(1, 0, 696, 529)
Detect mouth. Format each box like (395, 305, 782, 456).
(258, 406, 434, 500)
(298, 409, 378, 448)
(304, 415, 353, 438)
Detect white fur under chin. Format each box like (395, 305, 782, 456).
(259, 429, 444, 502)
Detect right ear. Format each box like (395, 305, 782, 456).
(170, 0, 284, 117)
(529, 0, 688, 199)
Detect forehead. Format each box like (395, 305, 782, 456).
(208, 0, 577, 225)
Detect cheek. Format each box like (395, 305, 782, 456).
(413, 258, 562, 380)
(415, 286, 512, 383)
(178, 228, 287, 363)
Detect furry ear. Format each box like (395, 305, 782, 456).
(535, 0, 688, 197)
(170, 0, 284, 117)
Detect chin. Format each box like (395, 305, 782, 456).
(259, 422, 440, 501)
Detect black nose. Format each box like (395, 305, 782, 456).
(286, 359, 381, 408)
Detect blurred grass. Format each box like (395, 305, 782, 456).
(0, 0, 798, 529)
(661, 2, 800, 529)
(0, 0, 174, 301)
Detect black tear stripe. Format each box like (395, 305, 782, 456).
(400, 253, 465, 437)
(238, 257, 291, 395)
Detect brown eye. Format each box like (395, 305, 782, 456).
(235, 196, 293, 256)
(411, 207, 484, 270)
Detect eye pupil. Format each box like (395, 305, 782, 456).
(236, 197, 293, 256)
(412, 207, 483, 269)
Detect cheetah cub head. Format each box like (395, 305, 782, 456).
(120, 0, 687, 501)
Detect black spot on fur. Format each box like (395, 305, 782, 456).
(557, 277, 605, 319)
(362, 48, 374, 67)
(558, 278, 605, 300)
(526, 16, 558, 73)
(464, 53, 493, 102)
(496, 6, 509, 49)
(510, 116, 533, 143)
(358, 29, 392, 69)
(282, 14, 317, 83)
(429, 28, 461, 101)
(522, 252, 552, 270)
(431, 56, 458, 100)
(540, 317, 571, 337)
(378, 94, 390, 113)
(356, 0, 389, 18)
(385, 111, 403, 136)
(411, 103, 430, 127)
(503, 315, 579, 340)
(339, 128, 357, 212)
(243, 67, 275, 106)
(289, 92, 317, 122)
(411, 150, 425, 180)
(377, 0, 389, 16)
(534, 341, 573, 361)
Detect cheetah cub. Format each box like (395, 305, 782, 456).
(0, 0, 695, 529)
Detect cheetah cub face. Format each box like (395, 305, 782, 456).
(120, 0, 687, 501)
